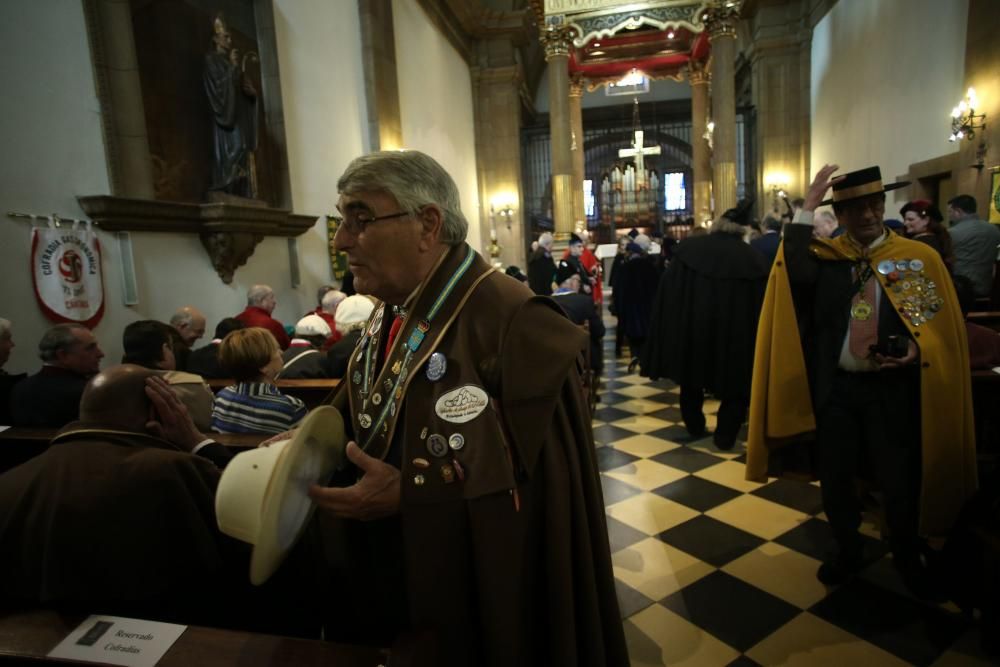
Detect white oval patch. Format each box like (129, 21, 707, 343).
(435, 385, 489, 424)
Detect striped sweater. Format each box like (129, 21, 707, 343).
(210, 382, 307, 435)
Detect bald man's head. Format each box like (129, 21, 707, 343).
(80, 364, 157, 431)
(169, 306, 207, 346)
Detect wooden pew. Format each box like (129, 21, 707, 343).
(967, 311, 1000, 333)
(972, 369, 1000, 462)
(0, 428, 268, 473)
(0, 609, 410, 666)
(206, 378, 340, 409)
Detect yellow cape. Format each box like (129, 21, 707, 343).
(746, 230, 978, 537)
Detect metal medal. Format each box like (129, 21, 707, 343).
(372, 392, 382, 405)
(440, 466, 455, 483)
(877, 260, 895, 275)
(850, 300, 873, 321)
(426, 352, 447, 381)
(353, 371, 362, 385)
(413, 474, 425, 486)
(358, 413, 372, 429)
(448, 433, 465, 451)
(412, 457, 430, 469)
(426, 434, 448, 458)
(392, 360, 402, 375)
(895, 260, 909, 272)
(420, 427, 429, 440)
(909, 258, 924, 271)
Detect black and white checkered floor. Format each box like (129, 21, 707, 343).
(597, 320, 992, 666)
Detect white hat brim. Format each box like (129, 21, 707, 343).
(215, 406, 346, 585)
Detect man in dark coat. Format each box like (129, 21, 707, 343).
(552, 260, 606, 375)
(527, 232, 556, 296)
(309, 150, 627, 666)
(9, 324, 105, 427)
(751, 215, 782, 267)
(613, 234, 660, 371)
(641, 200, 769, 450)
(0, 365, 242, 624)
(186, 317, 245, 379)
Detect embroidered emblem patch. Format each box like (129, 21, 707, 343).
(434, 385, 489, 424)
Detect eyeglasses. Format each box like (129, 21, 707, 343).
(338, 210, 412, 236)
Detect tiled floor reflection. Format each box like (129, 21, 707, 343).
(596, 318, 989, 666)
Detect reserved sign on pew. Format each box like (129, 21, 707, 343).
(48, 615, 186, 666)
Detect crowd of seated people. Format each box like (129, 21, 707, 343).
(1, 283, 359, 435)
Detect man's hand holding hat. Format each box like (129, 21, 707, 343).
(308, 442, 401, 520)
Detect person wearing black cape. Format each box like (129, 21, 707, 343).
(640, 200, 769, 449)
(614, 234, 660, 372)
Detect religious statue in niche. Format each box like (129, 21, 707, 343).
(204, 14, 260, 200)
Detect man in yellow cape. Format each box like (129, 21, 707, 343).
(747, 164, 977, 594)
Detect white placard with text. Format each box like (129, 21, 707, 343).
(48, 615, 186, 667)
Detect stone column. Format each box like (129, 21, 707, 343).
(542, 25, 576, 239)
(705, 4, 740, 215)
(472, 64, 526, 268)
(688, 61, 713, 224)
(82, 0, 155, 198)
(358, 0, 403, 150)
(569, 76, 586, 227)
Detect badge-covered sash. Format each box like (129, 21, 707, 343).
(344, 245, 495, 461)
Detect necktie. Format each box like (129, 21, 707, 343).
(849, 268, 878, 358)
(384, 314, 404, 358)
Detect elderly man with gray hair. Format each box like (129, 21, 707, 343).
(235, 283, 290, 349)
(9, 323, 105, 427)
(527, 231, 556, 295)
(305, 150, 626, 664)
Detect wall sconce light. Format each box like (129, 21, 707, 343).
(490, 194, 517, 231)
(950, 87, 985, 141)
(950, 87, 988, 169)
(765, 172, 790, 212)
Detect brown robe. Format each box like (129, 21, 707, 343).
(320, 244, 628, 666)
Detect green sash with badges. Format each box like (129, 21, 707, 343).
(344, 244, 495, 462)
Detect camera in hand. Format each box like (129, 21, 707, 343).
(869, 335, 909, 358)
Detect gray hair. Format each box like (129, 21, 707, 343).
(247, 284, 274, 307)
(0, 318, 10, 339)
(538, 232, 554, 249)
(337, 150, 468, 245)
(316, 284, 335, 306)
(816, 210, 837, 225)
(168, 308, 196, 328)
(711, 217, 749, 237)
(321, 289, 346, 312)
(39, 324, 86, 362)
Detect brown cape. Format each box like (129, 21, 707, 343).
(321, 244, 628, 666)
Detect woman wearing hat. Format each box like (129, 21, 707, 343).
(900, 199, 954, 270)
(211, 327, 307, 434)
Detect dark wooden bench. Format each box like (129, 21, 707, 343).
(967, 311, 1000, 333)
(0, 428, 268, 473)
(0, 608, 417, 666)
(206, 379, 340, 409)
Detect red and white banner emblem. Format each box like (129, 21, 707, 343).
(31, 226, 105, 328)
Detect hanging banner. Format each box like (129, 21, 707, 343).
(324, 215, 349, 281)
(31, 225, 105, 328)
